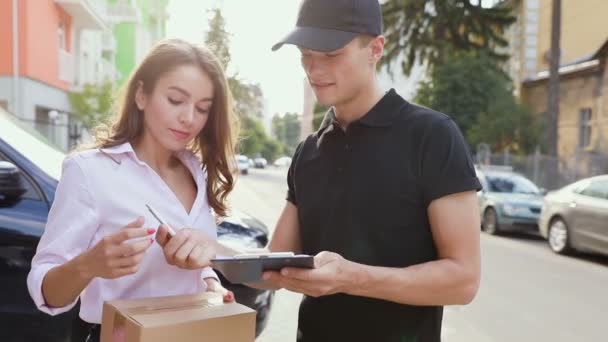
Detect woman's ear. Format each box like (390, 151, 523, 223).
(134, 81, 147, 111)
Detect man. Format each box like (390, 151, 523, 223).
(203, 0, 481, 340)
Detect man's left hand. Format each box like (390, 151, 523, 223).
(262, 251, 357, 298)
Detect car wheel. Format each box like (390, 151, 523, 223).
(548, 218, 572, 255)
(482, 208, 500, 235)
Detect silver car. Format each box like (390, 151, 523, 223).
(539, 175, 608, 255)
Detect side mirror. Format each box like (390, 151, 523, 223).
(539, 188, 547, 196)
(0, 161, 27, 200)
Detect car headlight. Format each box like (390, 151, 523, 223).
(502, 204, 529, 216)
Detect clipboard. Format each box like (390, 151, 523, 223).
(211, 253, 315, 284)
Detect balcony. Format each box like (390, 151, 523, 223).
(55, 0, 106, 30)
(106, 1, 140, 23)
(58, 49, 75, 83)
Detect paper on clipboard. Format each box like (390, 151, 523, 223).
(211, 253, 314, 284)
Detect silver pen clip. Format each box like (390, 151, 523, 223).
(145, 204, 177, 237)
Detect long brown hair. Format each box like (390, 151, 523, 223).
(95, 39, 238, 218)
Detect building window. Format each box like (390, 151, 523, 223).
(58, 23, 67, 51)
(578, 108, 592, 149)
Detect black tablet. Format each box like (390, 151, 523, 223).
(211, 254, 315, 284)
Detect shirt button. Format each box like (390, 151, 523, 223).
(345, 144, 350, 150)
(337, 167, 344, 173)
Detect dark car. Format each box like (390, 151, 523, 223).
(0, 110, 273, 342)
(476, 166, 544, 235)
(539, 175, 608, 256)
(253, 157, 267, 169)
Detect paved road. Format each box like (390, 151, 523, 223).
(229, 168, 608, 342)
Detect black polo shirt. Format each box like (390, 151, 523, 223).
(286, 89, 481, 342)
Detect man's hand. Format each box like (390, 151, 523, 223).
(262, 251, 357, 297)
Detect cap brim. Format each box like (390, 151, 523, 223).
(272, 26, 358, 52)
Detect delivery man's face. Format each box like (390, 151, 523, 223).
(299, 36, 383, 107)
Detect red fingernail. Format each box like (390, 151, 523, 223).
(147, 228, 156, 234)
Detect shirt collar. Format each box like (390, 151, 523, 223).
(99, 142, 201, 168)
(317, 89, 406, 145)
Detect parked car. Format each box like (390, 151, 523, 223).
(253, 157, 267, 169)
(0, 109, 273, 341)
(273, 156, 292, 168)
(539, 175, 608, 256)
(235, 154, 250, 175)
(476, 166, 544, 235)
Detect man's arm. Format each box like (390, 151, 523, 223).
(273, 191, 480, 306)
(345, 190, 480, 305)
(267, 201, 302, 254)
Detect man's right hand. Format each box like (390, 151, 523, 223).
(78, 216, 155, 279)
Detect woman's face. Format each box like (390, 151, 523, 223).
(136, 64, 214, 152)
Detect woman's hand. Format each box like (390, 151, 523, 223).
(78, 217, 155, 279)
(155, 225, 217, 270)
(204, 277, 235, 302)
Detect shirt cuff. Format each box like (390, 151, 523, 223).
(27, 263, 79, 316)
(201, 267, 220, 283)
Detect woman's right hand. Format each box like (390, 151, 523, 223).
(78, 217, 156, 279)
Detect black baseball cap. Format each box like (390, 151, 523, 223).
(272, 0, 383, 52)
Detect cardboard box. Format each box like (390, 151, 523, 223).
(100, 292, 256, 342)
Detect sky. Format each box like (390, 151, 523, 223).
(166, 0, 305, 116)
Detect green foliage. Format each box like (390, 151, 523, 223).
(381, 0, 516, 75)
(239, 116, 283, 161)
(415, 50, 541, 154)
(272, 113, 301, 156)
(204, 8, 231, 69)
(204, 7, 284, 159)
(228, 76, 264, 119)
(68, 81, 115, 129)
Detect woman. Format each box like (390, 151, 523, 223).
(27, 39, 238, 341)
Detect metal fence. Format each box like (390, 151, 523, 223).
(476, 146, 608, 190)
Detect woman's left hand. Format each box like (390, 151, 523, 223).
(156, 225, 216, 270)
(204, 277, 235, 302)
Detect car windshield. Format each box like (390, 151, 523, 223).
(0, 109, 65, 180)
(486, 173, 540, 194)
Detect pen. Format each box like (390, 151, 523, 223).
(145, 204, 177, 237)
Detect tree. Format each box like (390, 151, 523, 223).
(69, 81, 115, 129)
(416, 50, 541, 154)
(240, 116, 283, 161)
(467, 95, 542, 153)
(204, 8, 231, 69)
(204, 7, 283, 158)
(228, 76, 264, 119)
(205, 7, 264, 119)
(415, 50, 506, 135)
(238, 116, 266, 156)
(272, 113, 301, 156)
(381, 0, 516, 75)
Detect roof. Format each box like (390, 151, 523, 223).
(523, 36, 608, 84)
